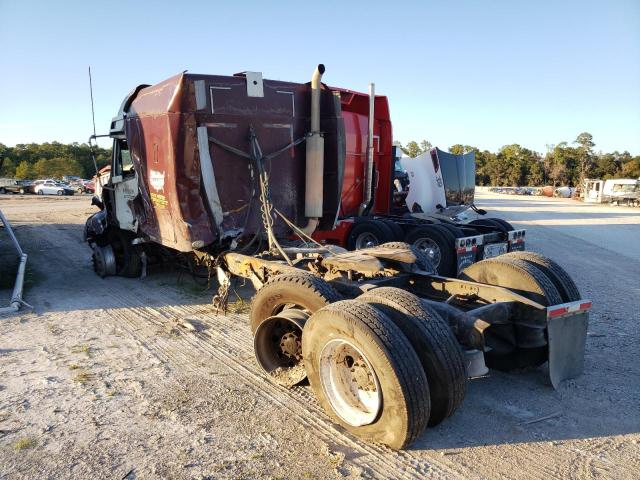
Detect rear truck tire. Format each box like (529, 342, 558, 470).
(302, 300, 430, 449)
(438, 223, 465, 239)
(502, 251, 581, 302)
(460, 257, 563, 371)
(0, 187, 5, 194)
(469, 218, 512, 232)
(358, 287, 466, 427)
(377, 241, 435, 273)
(37, 190, 43, 195)
(347, 219, 395, 250)
(249, 273, 342, 334)
(490, 218, 514, 231)
(57, 190, 63, 196)
(380, 219, 404, 241)
(405, 225, 456, 276)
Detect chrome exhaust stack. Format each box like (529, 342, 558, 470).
(360, 82, 375, 214)
(301, 64, 325, 235)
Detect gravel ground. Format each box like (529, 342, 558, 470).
(0, 193, 638, 479)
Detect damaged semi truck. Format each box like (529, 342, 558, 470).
(85, 65, 591, 449)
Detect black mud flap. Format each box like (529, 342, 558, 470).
(547, 301, 591, 389)
(456, 249, 476, 276)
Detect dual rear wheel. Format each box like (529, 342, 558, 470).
(248, 249, 577, 448)
(459, 253, 581, 370)
(250, 273, 466, 449)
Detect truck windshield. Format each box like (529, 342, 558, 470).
(612, 183, 638, 193)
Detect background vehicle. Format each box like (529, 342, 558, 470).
(68, 179, 95, 194)
(584, 178, 639, 206)
(84, 65, 590, 450)
(308, 89, 525, 276)
(34, 179, 75, 196)
(0, 179, 34, 194)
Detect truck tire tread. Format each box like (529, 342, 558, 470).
(303, 299, 430, 449)
(503, 251, 581, 301)
(358, 287, 466, 426)
(376, 241, 435, 272)
(249, 273, 342, 333)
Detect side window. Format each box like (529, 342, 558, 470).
(112, 139, 134, 177)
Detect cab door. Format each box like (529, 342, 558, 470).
(110, 139, 138, 232)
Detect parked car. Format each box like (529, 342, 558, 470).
(82, 179, 95, 193)
(69, 179, 94, 194)
(0, 179, 34, 194)
(34, 179, 75, 196)
(62, 175, 82, 184)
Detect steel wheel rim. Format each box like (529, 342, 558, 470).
(413, 237, 441, 267)
(319, 339, 381, 426)
(355, 232, 379, 249)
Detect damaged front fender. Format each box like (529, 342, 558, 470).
(84, 210, 108, 243)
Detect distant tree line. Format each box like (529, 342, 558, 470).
(0, 142, 111, 180)
(1, 134, 639, 187)
(397, 132, 640, 187)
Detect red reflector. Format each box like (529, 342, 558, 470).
(548, 307, 568, 317)
(579, 301, 592, 310)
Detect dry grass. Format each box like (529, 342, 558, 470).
(228, 297, 250, 314)
(47, 323, 63, 335)
(71, 344, 91, 356)
(72, 371, 93, 384)
(12, 437, 36, 451)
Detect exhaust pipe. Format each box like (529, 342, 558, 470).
(301, 64, 325, 236)
(360, 82, 375, 214)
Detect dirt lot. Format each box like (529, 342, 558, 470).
(1, 193, 639, 479)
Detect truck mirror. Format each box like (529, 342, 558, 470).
(91, 195, 104, 210)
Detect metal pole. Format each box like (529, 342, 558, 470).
(0, 209, 31, 315)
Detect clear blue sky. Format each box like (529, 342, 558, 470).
(1, 0, 638, 154)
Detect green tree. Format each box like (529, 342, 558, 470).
(34, 157, 83, 179)
(401, 139, 432, 158)
(475, 150, 494, 186)
(621, 155, 640, 178)
(546, 143, 580, 186)
(527, 160, 545, 186)
(449, 144, 477, 155)
(593, 152, 621, 179)
(574, 132, 595, 184)
(15, 161, 35, 179)
(0, 158, 16, 177)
